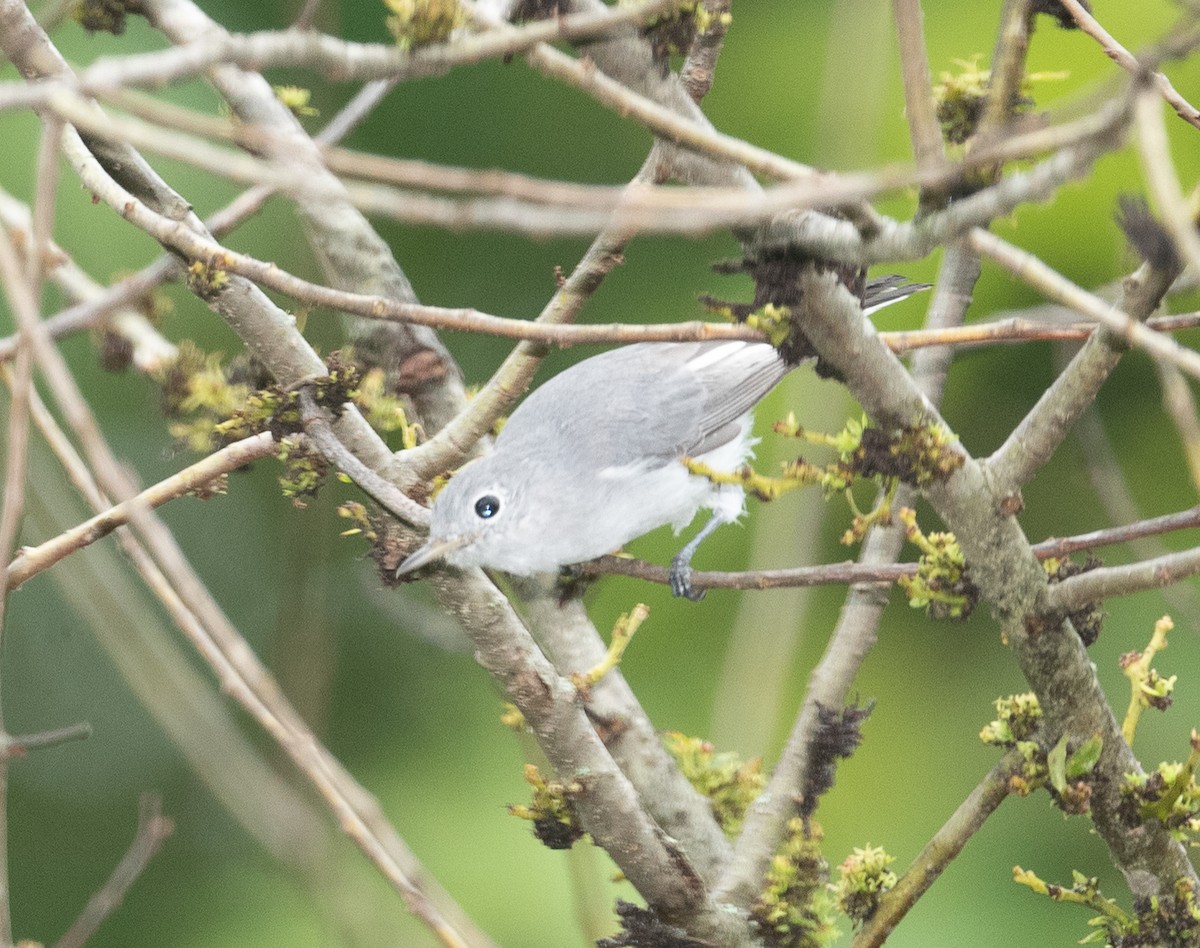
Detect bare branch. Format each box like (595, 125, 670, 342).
(297, 391, 430, 526)
(58, 0, 683, 91)
(22, 374, 489, 947)
(584, 504, 1200, 593)
(1047, 545, 1200, 613)
(854, 751, 1023, 948)
(714, 243, 976, 908)
(5, 432, 279, 591)
(1071, 385, 1200, 623)
(0, 1, 398, 478)
(1, 721, 92, 758)
(54, 796, 175, 948)
(0, 120, 61, 946)
(976, 0, 1035, 141)
(0, 72, 402, 371)
(679, 0, 731, 102)
(1058, 0, 1200, 130)
(1134, 87, 1200, 278)
(892, 0, 946, 175)
(969, 227, 1200, 382)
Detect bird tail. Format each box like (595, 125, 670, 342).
(862, 274, 932, 315)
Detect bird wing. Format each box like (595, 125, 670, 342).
(495, 342, 787, 469)
(684, 341, 788, 455)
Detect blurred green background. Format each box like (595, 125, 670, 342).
(2, 0, 1200, 945)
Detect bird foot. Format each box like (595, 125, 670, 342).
(669, 556, 706, 601)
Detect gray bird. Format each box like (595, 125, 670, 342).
(398, 277, 928, 599)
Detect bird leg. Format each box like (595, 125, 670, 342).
(669, 512, 725, 601)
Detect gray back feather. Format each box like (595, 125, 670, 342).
(495, 342, 788, 470)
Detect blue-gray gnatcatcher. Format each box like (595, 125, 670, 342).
(398, 277, 927, 599)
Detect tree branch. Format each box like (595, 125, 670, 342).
(853, 751, 1023, 948)
(5, 432, 279, 591)
(969, 227, 1200, 383)
(1059, 0, 1200, 131)
(54, 796, 175, 948)
(793, 267, 1196, 899)
(1046, 545, 1200, 613)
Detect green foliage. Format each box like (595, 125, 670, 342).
(273, 85, 319, 118)
(276, 436, 328, 507)
(767, 416, 961, 544)
(682, 454, 825, 504)
(507, 764, 585, 851)
(353, 365, 423, 448)
(750, 818, 838, 948)
(185, 259, 230, 297)
(1014, 867, 1137, 945)
(498, 702, 527, 732)
(851, 422, 963, 487)
(1046, 733, 1102, 815)
(897, 507, 978, 620)
(155, 342, 259, 454)
(662, 731, 765, 836)
(1014, 868, 1200, 946)
(636, 0, 734, 61)
(1121, 615, 1177, 745)
(73, 0, 132, 35)
(383, 0, 467, 49)
(830, 845, 897, 927)
(980, 694, 1099, 812)
(980, 692, 1043, 746)
(1119, 731, 1200, 842)
(336, 501, 378, 540)
(741, 303, 793, 349)
(571, 604, 649, 692)
(933, 57, 1068, 145)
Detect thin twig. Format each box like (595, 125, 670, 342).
(892, 0, 945, 176)
(0, 111, 63, 945)
(976, 0, 1034, 142)
(54, 796, 175, 948)
(968, 227, 1200, 381)
(986, 242, 1182, 494)
(1071, 378, 1200, 623)
(853, 751, 1023, 948)
(0, 215, 35, 948)
(1058, 0, 1200, 131)
(140, 0, 715, 927)
(5, 432, 279, 591)
(1158, 363, 1200, 493)
(2, 722, 92, 758)
(0, 209, 176, 370)
(19, 366, 486, 947)
(1047, 545, 1200, 613)
(793, 266, 1196, 898)
(59, 0, 683, 92)
(0, 73, 399, 370)
(1, 22, 480, 939)
(1134, 87, 1200, 279)
(297, 392, 430, 526)
(714, 243, 976, 908)
(292, 0, 323, 31)
(583, 504, 1200, 592)
(47, 81, 1132, 239)
(583, 555, 912, 591)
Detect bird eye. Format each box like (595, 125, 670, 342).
(474, 495, 501, 519)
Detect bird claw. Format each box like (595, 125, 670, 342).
(669, 556, 705, 601)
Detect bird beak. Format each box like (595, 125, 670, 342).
(394, 534, 472, 576)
